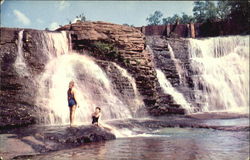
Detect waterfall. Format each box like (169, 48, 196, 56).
(156, 69, 194, 113)
(41, 31, 69, 57)
(112, 63, 145, 115)
(188, 36, 249, 113)
(14, 30, 29, 76)
(36, 31, 133, 125)
(168, 43, 186, 85)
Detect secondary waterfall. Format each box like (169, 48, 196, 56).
(35, 31, 133, 125)
(156, 69, 194, 113)
(112, 63, 145, 115)
(168, 43, 186, 85)
(188, 36, 249, 113)
(14, 30, 29, 76)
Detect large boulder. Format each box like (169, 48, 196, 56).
(0, 125, 116, 159)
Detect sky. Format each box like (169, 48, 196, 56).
(0, 0, 194, 30)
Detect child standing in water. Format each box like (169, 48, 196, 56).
(67, 80, 79, 126)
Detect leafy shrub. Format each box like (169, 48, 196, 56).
(93, 41, 124, 62)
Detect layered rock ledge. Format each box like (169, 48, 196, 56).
(0, 125, 115, 159)
(57, 21, 160, 110)
(0, 21, 190, 128)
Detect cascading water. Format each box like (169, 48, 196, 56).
(156, 69, 194, 113)
(41, 31, 69, 57)
(36, 31, 133, 125)
(168, 43, 186, 85)
(188, 36, 249, 113)
(112, 63, 145, 115)
(14, 30, 29, 76)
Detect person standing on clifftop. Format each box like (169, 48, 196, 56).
(67, 80, 79, 126)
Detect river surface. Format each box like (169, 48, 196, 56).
(8, 118, 249, 160)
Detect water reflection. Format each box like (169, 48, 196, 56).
(27, 128, 249, 160)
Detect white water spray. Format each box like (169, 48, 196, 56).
(156, 69, 194, 113)
(35, 31, 133, 125)
(14, 30, 29, 76)
(168, 43, 186, 85)
(40, 31, 69, 58)
(188, 36, 249, 113)
(112, 63, 145, 114)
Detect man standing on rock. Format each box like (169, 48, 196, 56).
(67, 80, 79, 126)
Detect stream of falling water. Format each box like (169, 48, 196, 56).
(112, 63, 145, 115)
(35, 31, 133, 125)
(156, 69, 194, 113)
(168, 43, 186, 85)
(14, 30, 29, 76)
(188, 36, 249, 113)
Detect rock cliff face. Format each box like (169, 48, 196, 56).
(0, 28, 50, 128)
(0, 22, 162, 128)
(146, 36, 199, 112)
(2, 21, 206, 128)
(57, 21, 159, 110)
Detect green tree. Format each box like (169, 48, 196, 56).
(227, 0, 249, 22)
(66, 13, 87, 24)
(204, 1, 217, 21)
(193, 1, 206, 22)
(162, 14, 180, 24)
(162, 17, 171, 24)
(76, 13, 86, 22)
(180, 12, 194, 24)
(146, 11, 163, 25)
(162, 13, 193, 25)
(217, 0, 231, 20)
(193, 1, 218, 22)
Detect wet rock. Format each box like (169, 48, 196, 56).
(0, 28, 38, 129)
(0, 125, 115, 159)
(0, 24, 158, 128)
(0, 28, 54, 128)
(1, 125, 115, 153)
(1, 22, 192, 129)
(147, 35, 201, 112)
(57, 21, 160, 110)
(108, 116, 249, 132)
(43, 125, 115, 150)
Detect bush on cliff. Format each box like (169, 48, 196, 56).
(93, 41, 124, 62)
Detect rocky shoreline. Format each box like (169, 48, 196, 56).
(0, 125, 115, 159)
(1, 114, 249, 159)
(108, 115, 249, 132)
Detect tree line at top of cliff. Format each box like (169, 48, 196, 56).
(146, 0, 249, 26)
(45, 0, 249, 31)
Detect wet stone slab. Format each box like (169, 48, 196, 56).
(0, 125, 115, 159)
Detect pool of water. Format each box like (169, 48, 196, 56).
(202, 118, 249, 126)
(18, 127, 249, 160)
